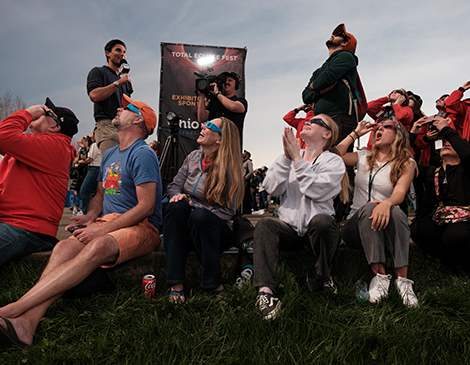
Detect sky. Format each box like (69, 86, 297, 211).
(1, 0, 470, 169)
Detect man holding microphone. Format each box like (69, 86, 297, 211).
(87, 39, 133, 155)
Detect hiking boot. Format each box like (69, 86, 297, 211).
(323, 276, 338, 294)
(256, 292, 281, 320)
(395, 277, 418, 307)
(368, 273, 391, 303)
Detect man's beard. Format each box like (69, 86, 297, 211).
(112, 115, 131, 131)
(112, 116, 121, 129)
(326, 38, 342, 50)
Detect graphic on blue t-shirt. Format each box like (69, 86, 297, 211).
(103, 162, 122, 195)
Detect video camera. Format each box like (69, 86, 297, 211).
(194, 68, 226, 95)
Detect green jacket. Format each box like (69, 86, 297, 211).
(302, 50, 358, 117)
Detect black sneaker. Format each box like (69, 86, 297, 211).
(304, 275, 324, 292)
(256, 292, 281, 320)
(323, 276, 338, 294)
(304, 275, 338, 294)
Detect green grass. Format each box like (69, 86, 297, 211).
(1, 246, 469, 364)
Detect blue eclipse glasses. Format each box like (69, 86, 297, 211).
(124, 103, 143, 119)
(203, 121, 222, 134)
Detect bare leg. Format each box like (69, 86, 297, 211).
(393, 266, 408, 278)
(370, 263, 387, 275)
(0, 236, 118, 345)
(258, 286, 273, 294)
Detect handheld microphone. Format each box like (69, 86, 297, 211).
(120, 59, 133, 95)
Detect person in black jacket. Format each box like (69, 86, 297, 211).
(411, 116, 470, 274)
(302, 24, 359, 222)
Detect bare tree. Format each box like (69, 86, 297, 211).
(0, 90, 27, 121)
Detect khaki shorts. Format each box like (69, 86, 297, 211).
(95, 119, 119, 156)
(72, 213, 161, 268)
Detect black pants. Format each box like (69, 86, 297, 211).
(410, 218, 470, 269)
(253, 215, 340, 292)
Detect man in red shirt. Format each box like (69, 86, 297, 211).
(0, 98, 78, 268)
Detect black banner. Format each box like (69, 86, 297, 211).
(158, 43, 247, 188)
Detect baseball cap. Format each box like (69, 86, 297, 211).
(219, 71, 241, 89)
(122, 95, 156, 134)
(45, 97, 79, 138)
(332, 23, 357, 53)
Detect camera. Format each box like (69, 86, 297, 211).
(194, 70, 240, 95)
(194, 68, 224, 95)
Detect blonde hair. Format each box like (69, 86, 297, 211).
(367, 117, 415, 185)
(203, 117, 244, 207)
(317, 114, 350, 204)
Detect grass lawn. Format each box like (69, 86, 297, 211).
(1, 244, 469, 364)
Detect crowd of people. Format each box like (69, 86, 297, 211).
(1, 26, 470, 346)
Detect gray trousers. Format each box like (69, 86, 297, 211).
(253, 214, 340, 292)
(341, 202, 410, 268)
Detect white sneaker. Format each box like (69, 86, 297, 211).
(368, 273, 391, 303)
(395, 277, 418, 307)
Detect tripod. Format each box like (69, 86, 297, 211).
(159, 119, 189, 191)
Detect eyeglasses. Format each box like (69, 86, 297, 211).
(43, 108, 61, 126)
(392, 90, 405, 96)
(305, 118, 332, 131)
(124, 103, 143, 119)
(202, 121, 222, 134)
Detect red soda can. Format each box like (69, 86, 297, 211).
(142, 274, 156, 298)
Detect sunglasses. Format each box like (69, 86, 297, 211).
(305, 118, 332, 131)
(43, 108, 61, 126)
(333, 30, 348, 41)
(203, 121, 222, 134)
(373, 120, 400, 130)
(392, 89, 405, 96)
(124, 103, 143, 119)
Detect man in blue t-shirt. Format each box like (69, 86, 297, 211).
(0, 96, 161, 347)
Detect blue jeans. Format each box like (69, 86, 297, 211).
(79, 166, 100, 214)
(0, 222, 57, 267)
(258, 190, 268, 210)
(163, 200, 235, 289)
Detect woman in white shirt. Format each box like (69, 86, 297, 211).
(337, 117, 418, 307)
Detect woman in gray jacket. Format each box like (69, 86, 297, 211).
(164, 117, 244, 302)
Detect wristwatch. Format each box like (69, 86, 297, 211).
(113, 80, 120, 87)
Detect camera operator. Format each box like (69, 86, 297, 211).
(197, 71, 247, 149)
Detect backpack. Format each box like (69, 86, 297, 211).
(341, 71, 368, 122)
